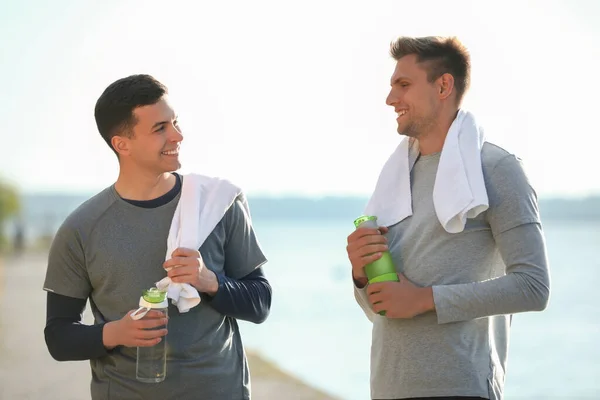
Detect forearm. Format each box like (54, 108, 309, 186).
(44, 292, 109, 361)
(205, 267, 272, 324)
(45, 321, 108, 361)
(432, 223, 550, 324)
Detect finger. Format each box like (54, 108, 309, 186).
(372, 301, 386, 314)
(351, 252, 383, 270)
(357, 234, 388, 247)
(354, 244, 388, 258)
(136, 328, 169, 340)
(378, 226, 389, 234)
(367, 282, 384, 295)
(163, 257, 187, 268)
(347, 228, 383, 244)
(142, 310, 168, 319)
(348, 235, 387, 254)
(171, 247, 201, 258)
(367, 291, 383, 305)
(164, 256, 199, 269)
(137, 317, 169, 329)
(135, 326, 168, 340)
(347, 235, 387, 255)
(163, 260, 181, 270)
(168, 267, 197, 279)
(171, 274, 195, 283)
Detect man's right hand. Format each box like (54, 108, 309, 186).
(102, 310, 168, 349)
(346, 226, 389, 288)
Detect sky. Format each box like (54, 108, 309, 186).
(0, 0, 598, 198)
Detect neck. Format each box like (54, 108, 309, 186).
(114, 167, 176, 201)
(417, 108, 459, 155)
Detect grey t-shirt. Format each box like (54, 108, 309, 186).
(43, 183, 267, 400)
(354, 142, 550, 400)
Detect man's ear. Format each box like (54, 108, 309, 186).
(111, 135, 131, 156)
(437, 73, 455, 101)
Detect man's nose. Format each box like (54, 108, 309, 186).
(169, 125, 183, 142)
(386, 89, 396, 107)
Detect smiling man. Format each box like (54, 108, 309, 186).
(346, 37, 550, 400)
(43, 74, 271, 399)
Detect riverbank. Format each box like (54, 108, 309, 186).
(0, 251, 339, 400)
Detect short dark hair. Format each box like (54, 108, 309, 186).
(390, 36, 471, 105)
(94, 74, 168, 152)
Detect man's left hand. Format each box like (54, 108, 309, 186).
(163, 247, 219, 296)
(367, 273, 435, 318)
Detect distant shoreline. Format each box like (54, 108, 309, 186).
(17, 193, 600, 222)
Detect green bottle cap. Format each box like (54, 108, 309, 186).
(142, 287, 167, 303)
(353, 215, 377, 228)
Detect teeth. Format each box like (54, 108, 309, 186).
(162, 150, 179, 155)
(397, 110, 407, 117)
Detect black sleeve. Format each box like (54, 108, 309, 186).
(44, 292, 109, 361)
(204, 266, 272, 324)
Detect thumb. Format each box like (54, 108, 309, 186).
(378, 226, 389, 234)
(397, 272, 407, 282)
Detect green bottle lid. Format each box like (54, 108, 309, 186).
(142, 287, 167, 303)
(353, 215, 377, 228)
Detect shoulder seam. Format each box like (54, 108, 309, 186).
(489, 153, 518, 176)
(69, 191, 120, 264)
(86, 196, 121, 249)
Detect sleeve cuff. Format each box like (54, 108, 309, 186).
(93, 323, 111, 358)
(431, 285, 454, 325)
(203, 272, 229, 304)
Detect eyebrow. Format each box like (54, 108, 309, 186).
(151, 121, 168, 130)
(151, 115, 178, 130)
(391, 76, 410, 85)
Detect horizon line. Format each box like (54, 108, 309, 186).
(18, 190, 600, 201)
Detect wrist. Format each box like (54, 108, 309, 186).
(199, 269, 220, 296)
(419, 287, 436, 313)
(352, 271, 368, 288)
(102, 321, 119, 349)
(353, 276, 368, 289)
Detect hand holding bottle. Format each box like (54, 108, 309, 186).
(103, 309, 168, 349)
(346, 222, 390, 288)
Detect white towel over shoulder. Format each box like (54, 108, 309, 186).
(156, 173, 242, 313)
(364, 109, 488, 233)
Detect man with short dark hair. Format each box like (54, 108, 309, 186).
(346, 36, 550, 400)
(43, 74, 272, 399)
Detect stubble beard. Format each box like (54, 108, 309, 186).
(398, 110, 438, 140)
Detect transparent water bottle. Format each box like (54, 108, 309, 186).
(130, 287, 169, 383)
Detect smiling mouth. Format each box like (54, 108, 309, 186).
(162, 149, 179, 156)
(396, 110, 407, 118)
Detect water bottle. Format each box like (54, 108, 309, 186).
(354, 215, 399, 315)
(130, 287, 169, 383)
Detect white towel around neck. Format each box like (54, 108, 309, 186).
(155, 173, 242, 313)
(364, 109, 488, 233)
